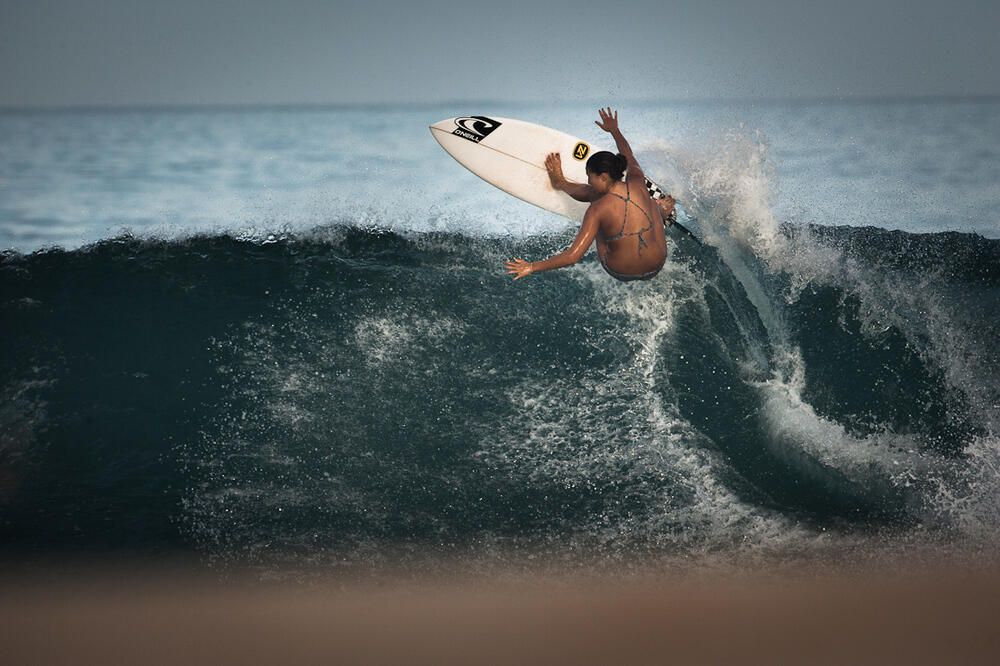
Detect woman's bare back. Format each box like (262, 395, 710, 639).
(594, 175, 667, 279)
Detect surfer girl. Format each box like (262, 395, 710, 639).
(506, 108, 675, 282)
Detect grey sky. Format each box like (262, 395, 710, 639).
(2, 0, 998, 108)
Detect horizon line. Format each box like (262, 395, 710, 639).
(2, 93, 999, 114)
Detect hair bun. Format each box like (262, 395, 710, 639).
(584, 150, 627, 181)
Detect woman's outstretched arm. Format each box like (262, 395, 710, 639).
(505, 206, 601, 280)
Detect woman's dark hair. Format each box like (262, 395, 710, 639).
(585, 151, 628, 180)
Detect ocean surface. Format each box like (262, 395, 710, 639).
(1, 99, 998, 573)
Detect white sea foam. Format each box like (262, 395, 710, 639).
(472, 259, 809, 554)
(656, 121, 998, 537)
(352, 313, 469, 368)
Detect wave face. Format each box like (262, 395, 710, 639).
(2, 222, 998, 568)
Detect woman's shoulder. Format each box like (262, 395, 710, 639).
(624, 167, 647, 185)
(585, 191, 620, 219)
(593, 187, 625, 206)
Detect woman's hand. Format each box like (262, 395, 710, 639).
(505, 258, 533, 280)
(544, 152, 566, 189)
(657, 195, 676, 225)
(595, 107, 619, 134)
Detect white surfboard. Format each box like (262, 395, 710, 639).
(429, 115, 675, 223)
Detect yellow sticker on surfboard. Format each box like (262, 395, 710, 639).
(572, 142, 590, 161)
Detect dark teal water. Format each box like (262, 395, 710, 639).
(2, 223, 998, 568)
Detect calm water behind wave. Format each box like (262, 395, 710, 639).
(1, 99, 997, 251)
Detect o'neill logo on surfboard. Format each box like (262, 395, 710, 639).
(452, 116, 501, 143)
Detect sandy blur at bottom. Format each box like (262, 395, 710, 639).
(2, 558, 999, 666)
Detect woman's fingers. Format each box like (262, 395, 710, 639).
(505, 258, 532, 280)
(596, 107, 618, 131)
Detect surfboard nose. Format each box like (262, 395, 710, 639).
(429, 119, 455, 150)
(429, 118, 456, 133)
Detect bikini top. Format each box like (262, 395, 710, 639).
(604, 180, 654, 252)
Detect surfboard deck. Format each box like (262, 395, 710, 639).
(429, 116, 675, 224)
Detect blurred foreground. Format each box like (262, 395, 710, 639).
(3, 557, 999, 665)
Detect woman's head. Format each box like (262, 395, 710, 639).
(585, 151, 627, 181)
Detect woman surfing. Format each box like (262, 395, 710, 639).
(506, 108, 675, 282)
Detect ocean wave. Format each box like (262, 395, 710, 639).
(2, 222, 997, 567)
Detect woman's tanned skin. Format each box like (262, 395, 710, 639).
(506, 108, 671, 282)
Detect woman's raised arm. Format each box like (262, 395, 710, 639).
(595, 108, 643, 179)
